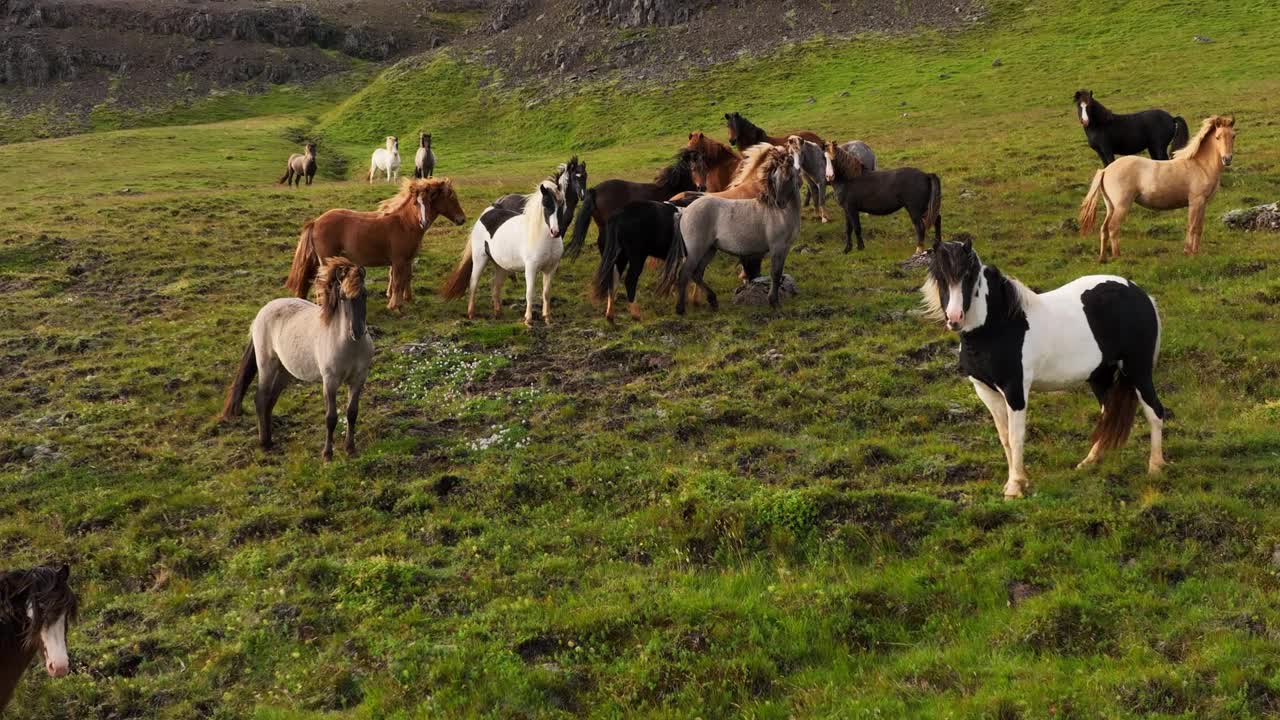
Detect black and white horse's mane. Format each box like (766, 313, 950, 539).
(921, 239, 1037, 325)
(0, 566, 77, 649)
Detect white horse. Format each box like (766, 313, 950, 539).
(441, 179, 568, 326)
(922, 239, 1166, 499)
(221, 257, 374, 461)
(367, 135, 400, 183)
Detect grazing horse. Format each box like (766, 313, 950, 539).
(414, 133, 437, 179)
(1, 565, 77, 712)
(922, 239, 1166, 499)
(286, 178, 467, 310)
(1074, 90, 1189, 166)
(368, 136, 401, 183)
(566, 151, 700, 258)
(222, 258, 374, 461)
(685, 131, 741, 191)
(441, 179, 569, 326)
(494, 156, 588, 226)
(824, 140, 941, 254)
(279, 142, 317, 187)
(660, 143, 803, 313)
(1079, 115, 1235, 259)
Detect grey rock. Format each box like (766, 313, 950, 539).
(1223, 202, 1280, 231)
(732, 274, 798, 306)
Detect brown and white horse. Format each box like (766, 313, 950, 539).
(1, 565, 77, 712)
(285, 178, 467, 310)
(1080, 115, 1235, 259)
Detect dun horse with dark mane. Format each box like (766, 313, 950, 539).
(279, 142, 317, 187)
(286, 178, 467, 310)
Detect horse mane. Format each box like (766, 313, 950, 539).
(315, 256, 358, 323)
(919, 247, 1037, 324)
(755, 146, 797, 209)
(828, 142, 864, 181)
(523, 179, 562, 245)
(1083, 94, 1114, 123)
(1173, 115, 1232, 160)
(377, 178, 453, 214)
(727, 143, 777, 187)
(654, 152, 695, 189)
(0, 567, 77, 650)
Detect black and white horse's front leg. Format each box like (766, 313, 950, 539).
(1000, 380, 1031, 499)
(971, 379, 1012, 468)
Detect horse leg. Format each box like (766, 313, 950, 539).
(934, 213, 942, 245)
(541, 269, 555, 326)
(467, 249, 488, 320)
(624, 259, 645, 320)
(523, 265, 538, 326)
(675, 248, 698, 316)
(741, 256, 763, 281)
(1133, 375, 1167, 474)
(254, 364, 281, 450)
(693, 247, 718, 311)
(388, 261, 410, 310)
(491, 268, 507, 318)
(910, 214, 927, 256)
(767, 247, 787, 309)
(817, 179, 830, 223)
(321, 378, 338, 462)
(972, 380, 1013, 471)
(344, 379, 365, 456)
(1104, 197, 1131, 261)
(386, 266, 395, 299)
(1185, 199, 1206, 254)
(1077, 368, 1115, 469)
(851, 212, 865, 252)
(1001, 382, 1030, 499)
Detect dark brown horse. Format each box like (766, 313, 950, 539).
(279, 142, 317, 187)
(286, 178, 467, 310)
(2, 565, 77, 712)
(824, 141, 941, 255)
(565, 151, 700, 258)
(685, 131, 741, 191)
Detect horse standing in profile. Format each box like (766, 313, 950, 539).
(1079, 115, 1235, 259)
(921, 239, 1167, 499)
(368, 136, 401, 183)
(1, 565, 77, 712)
(279, 142, 317, 187)
(660, 143, 804, 313)
(286, 178, 467, 310)
(824, 140, 940, 254)
(414, 133, 437, 179)
(223, 258, 374, 461)
(1073, 89, 1189, 166)
(685, 132, 741, 191)
(566, 151, 699, 258)
(441, 178, 570, 326)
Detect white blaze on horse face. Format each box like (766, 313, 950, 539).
(418, 197, 428, 228)
(825, 152, 835, 182)
(547, 205, 560, 238)
(1080, 103, 1089, 126)
(946, 282, 966, 330)
(40, 611, 70, 678)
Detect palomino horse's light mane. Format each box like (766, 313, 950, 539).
(314, 257, 362, 324)
(523, 179, 563, 246)
(728, 142, 778, 187)
(1173, 115, 1234, 161)
(377, 177, 453, 215)
(827, 142, 864, 181)
(756, 146, 799, 209)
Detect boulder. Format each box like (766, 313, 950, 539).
(1223, 202, 1280, 232)
(732, 274, 798, 306)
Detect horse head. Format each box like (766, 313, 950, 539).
(318, 258, 368, 340)
(538, 181, 567, 239)
(724, 112, 743, 147)
(923, 237, 982, 332)
(1073, 89, 1094, 126)
(306, 142, 317, 156)
(8, 564, 77, 678)
(419, 178, 466, 228)
(421, 133, 431, 148)
(1213, 115, 1236, 166)
(387, 136, 399, 153)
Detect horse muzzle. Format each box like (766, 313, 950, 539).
(1222, 155, 1233, 166)
(825, 172, 834, 183)
(452, 215, 467, 226)
(46, 659, 69, 678)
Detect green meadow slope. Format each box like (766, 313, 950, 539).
(3, 1, 1280, 718)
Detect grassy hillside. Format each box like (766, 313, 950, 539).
(3, 0, 1280, 718)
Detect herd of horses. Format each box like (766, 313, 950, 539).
(3, 91, 1240, 706)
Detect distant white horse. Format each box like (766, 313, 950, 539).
(367, 136, 400, 183)
(221, 257, 374, 461)
(441, 179, 568, 326)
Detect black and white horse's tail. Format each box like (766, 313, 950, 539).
(1170, 116, 1190, 152)
(220, 341, 257, 421)
(1092, 375, 1140, 450)
(655, 212, 686, 296)
(591, 216, 624, 304)
(565, 188, 597, 259)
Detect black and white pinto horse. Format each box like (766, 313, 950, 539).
(494, 156, 588, 227)
(1073, 89, 1189, 166)
(1, 565, 77, 712)
(922, 239, 1166, 498)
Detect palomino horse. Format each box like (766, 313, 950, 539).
(922, 239, 1166, 499)
(1, 565, 77, 712)
(660, 143, 803, 313)
(1073, 89, 1189, 166)
(1079, 115, 1235, 260)
(223, 258, 374, 461)
(286, 178, 467, 310)
(441, 179, 569, 326)
(415, 133, 437, 179)
(566, 151, 700, 258)
(685, 132, 741, 191)
(368, 136, 401, 183)
(825, 140, 941, 255)
(279, 142, 317, 187)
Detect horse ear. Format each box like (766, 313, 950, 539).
(58, 564, 70, 581)
(962, 236, 973, 251)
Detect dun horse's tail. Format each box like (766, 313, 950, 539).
(565, 188, 596, 259)
(923, 173, 942, 234)
(655, 212, 687, 296)
(1078, 170, 1105, 235)
(440, 241, 474, 300)
(285, 222, 319, 297)
(278, 163, 291, 184)
(220, 341, 257, 421)
(591, 217, 624, 304)
(1091, 374, 1140, 450)
(1170, 116, 1190, 152)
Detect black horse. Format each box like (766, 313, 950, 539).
(824, 141, 941, 255)
(1073, 90, 1189, 166)
(566, 151, 700, 259)
(1, 565, 77, 711)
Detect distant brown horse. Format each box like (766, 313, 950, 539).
(565, 151, 700, 258)
(279, 143, 317, 187)
(286, 178, 467, 310)
(685, 131, 741, 191)
(824, 141, 941, 254)
(1080, 115, 1236, 260)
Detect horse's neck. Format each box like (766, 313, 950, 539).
(0, 633, 35, 709)
(1090, 101, 1113, 123)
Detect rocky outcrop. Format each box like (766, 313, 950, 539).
(576, 0, 708, 27)
(1223, 202, 1280, 232)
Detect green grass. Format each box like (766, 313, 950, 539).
(3, 0, 1280, 717)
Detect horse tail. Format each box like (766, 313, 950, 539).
(655, 211, 687, 296)
(440, 241, 474, 300)
(923, 173, 942, 232)
(285, 222, 319, 297)
(591, 216, 624, 304)
(1078, 170, 1105, 235)
(1170, 116, 1190, 152)
(278, 163, 291, 184)
(1091, 374, 1139, 451)
(565, 188, 596, 259)
(220, 341, 257, 421)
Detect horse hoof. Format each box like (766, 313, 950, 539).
(322, 451, 333, 463)
(1148, 460, 1167, 475)
(345, 445, 358, 457)
(1002, 480, 1026, 499)
(628, 303, 643, 321)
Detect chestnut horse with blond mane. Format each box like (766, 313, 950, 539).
(1079, 115, 1236, 260)
(286, 177, 467, 310)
